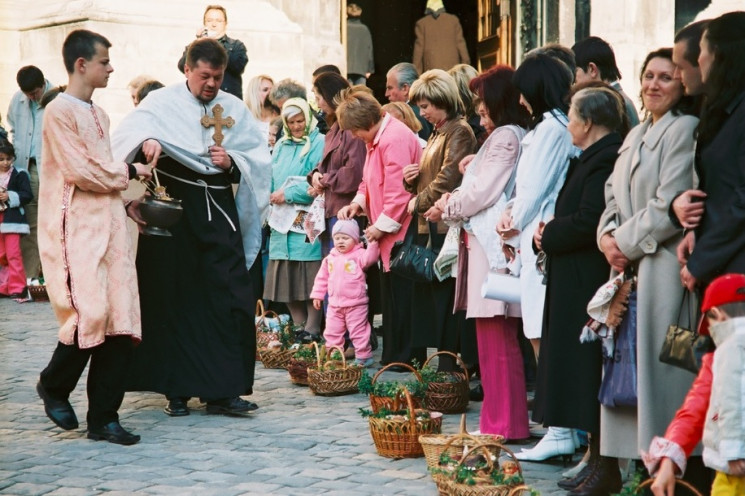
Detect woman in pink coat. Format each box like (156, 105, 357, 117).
(436, 66, 530, 439)
(336, 88, 422, 367)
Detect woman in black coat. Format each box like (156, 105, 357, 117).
(522, 86, 628, 493)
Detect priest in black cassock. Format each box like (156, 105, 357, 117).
(112, 38, 271, 417)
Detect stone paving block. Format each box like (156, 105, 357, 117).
(43, 488, 100, 496)
(1, 482, 58, 495)
(296, 468, 353, 480)
(378, 468, 429, 480)
(92, 479, 152, 492)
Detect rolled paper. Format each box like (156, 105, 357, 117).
(481, 272, 521, 303)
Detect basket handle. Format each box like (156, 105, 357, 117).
(507, 485, 533, 496)
(391, 386, 419, 431)
(372, 362, 424, 385)
(312, 341, 322, 369)
(635, 478, 703, 496)
(255, 299, 265, 317)
(423, 350, 470, 379)
(325, 344, 348, 369)
(455, 441, 523, 478)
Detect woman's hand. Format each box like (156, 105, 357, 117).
(497, 211, 519, 239)
(533, 221, 545, 251)
(434, 192, 450, 212)
(365, 225, 383, 241)
(672, 190, 706, 229)
(407, 197, 417, 214)
(311, 171, 324, 191)
(269, 189, 285, 205)
(423, 206, 442, 223)
(402, 163, 420, 185)
(502, 244, 516, 263)
(676, 230, 696, 266)
(680, 265, 698, 292)
(650, 458, 678, 496)
(599, 233, 629, 273)
(312, 299, 323, 310)
(458, 154, 475, 174)
(337, 203, 361, 219)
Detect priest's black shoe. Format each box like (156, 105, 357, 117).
(206, 397, 259, 415)
(469, 384, 484, 402)
(87, 421, 141, 445)
(164, 398, 190, 417)
(36, 380, 78, 430)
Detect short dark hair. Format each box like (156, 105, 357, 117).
(572, 36, 622, 82)
(674, 19, 709, 67)
(312, 65, 342, 78)
(62, 30, 111, 74)
(469, 65, 530, 129)
(0, 140, 15, 159)
(530, 43, 576, 78)
(203, 5, 227, 23)
(16, 66, 44, 93)
(186, 38, 227, 69)
(136, 80, 164, 104)
(513, 53, 573, 128)
(313, 72, 350, 122)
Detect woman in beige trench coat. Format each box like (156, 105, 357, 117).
(595, 48, 699, 474)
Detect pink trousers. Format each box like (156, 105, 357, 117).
(476, 316, 529, 440)
(0, 229, 27, 295)
(323, 303, 372, 360)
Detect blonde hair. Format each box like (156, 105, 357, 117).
(245, 74, 274, 120)
(382, 102, 422, 133)
(448, 64, 479, 116)
(336, 88, 382, 131)
(409, 69, 463, 119)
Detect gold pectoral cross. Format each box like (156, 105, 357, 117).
(200, 104, 235, 147)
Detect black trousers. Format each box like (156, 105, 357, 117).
(40, 335, 134, 428)
(380, 270, 426, 366)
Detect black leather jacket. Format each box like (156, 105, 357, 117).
(178, 35, 248, 99)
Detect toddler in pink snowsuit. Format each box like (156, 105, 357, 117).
(311, 220, 380, 367)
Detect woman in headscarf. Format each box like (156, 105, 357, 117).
(264, 97, 326, 342)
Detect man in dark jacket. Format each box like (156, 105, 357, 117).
(177, 5, 247, 99)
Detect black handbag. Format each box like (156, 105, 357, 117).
(659, 290, 713, 374)
(389, 215, 439, 283)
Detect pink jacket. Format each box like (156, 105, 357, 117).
(310, 242, 380, 307)
(352, 114, 421, 271)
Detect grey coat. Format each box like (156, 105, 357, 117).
(596, 111, 700, 459)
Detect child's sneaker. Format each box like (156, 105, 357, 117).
(353, 357, 375, 368)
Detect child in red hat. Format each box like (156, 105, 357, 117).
(642, 273, 745, 495)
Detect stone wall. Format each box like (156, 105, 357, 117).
(0, 0, 343, 129)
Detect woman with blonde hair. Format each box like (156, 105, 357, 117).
(403, 69, 477, 369)
(245, 75, 279, 146)
(381, 102, 425, 148)
(448, 63, 486, 146)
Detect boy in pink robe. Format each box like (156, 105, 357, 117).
(35, 30, 151, 445)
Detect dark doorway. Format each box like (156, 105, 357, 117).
(351, 0, 478, 102)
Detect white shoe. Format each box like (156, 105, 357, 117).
(516, 426, 575, 463)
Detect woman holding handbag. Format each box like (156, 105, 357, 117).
(336, 88, 422, 367)
(435, 66, 530, 440)
(402, 69, 477, 370)
(594, 48, 699, 495)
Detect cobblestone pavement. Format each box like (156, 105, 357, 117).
(1, 298, 574, 495)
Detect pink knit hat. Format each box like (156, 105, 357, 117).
(332, 219, 360, 242)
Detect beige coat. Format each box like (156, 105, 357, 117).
(39, 95, 141, 349)
(596, 111, 699, 458)
(412, 12, 470, 74)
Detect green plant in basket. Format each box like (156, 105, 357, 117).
(431, 452, 525, 488)
(292, 344, 317, 362)
(358, 369, 427, 399)
(612, 468, 645, 496)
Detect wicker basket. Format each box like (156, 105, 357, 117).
(258, 347, 295, 369)
(368, 388, 443, 459)
(423, 351, 470, 414)
(369, 362, 425, 413)
(288, 356, 314, 386)
(255, 300, 280, 359)
(635, 479, 703, 495)
(307, 343, 363, 396)
(28, 285, 49, 302)
(420, 414, 505, 469)
(438, 442, 527, 496)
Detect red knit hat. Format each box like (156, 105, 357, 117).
(698, 273, 745, 335)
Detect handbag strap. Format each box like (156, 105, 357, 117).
(677, 290, 696, 332)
